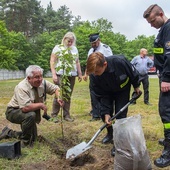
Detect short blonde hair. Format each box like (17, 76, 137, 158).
(140, 48, 147, 53)
(61, 32, 76, 47)
(86, 52, 106, 74)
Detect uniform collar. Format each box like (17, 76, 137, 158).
(159, 19, 170, 33)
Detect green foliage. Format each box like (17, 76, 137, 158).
(32, 29, 68, 74)
(91, 18, 113, 32)
(73, 19, 129, 69)
(73, 21, 93, 71)
(0, 2, 156, 71)
(125, 35, 155, 60)
(100, 31, 128, 55)
(43, 4, 73, 33)
(55, 5, 73, 30)
(0, 20, 40, 70)
(0, 21, 22, 69)
(0, 0, 44, 37)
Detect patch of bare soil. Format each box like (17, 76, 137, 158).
(22, 135, 114, 170)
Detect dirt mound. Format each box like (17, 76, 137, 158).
(21, 135, 114, 170)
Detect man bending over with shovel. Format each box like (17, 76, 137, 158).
(86, 52, 141, 156)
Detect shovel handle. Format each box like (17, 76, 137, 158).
(100, 91, 142, 131)
(130, 90, 142, 103)
(87, 91, 142, 147)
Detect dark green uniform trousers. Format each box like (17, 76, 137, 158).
(5, 107, 37, 145)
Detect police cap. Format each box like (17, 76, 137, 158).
(89, 33, 100, 43)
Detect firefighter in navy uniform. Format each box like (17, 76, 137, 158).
(86, 52, 141, 156)
(144, 4, 170, 168)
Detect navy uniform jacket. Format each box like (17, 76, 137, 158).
(90, 55, 139, 95)
(90, 55, 140, 117)
(154, 19, 170, 82)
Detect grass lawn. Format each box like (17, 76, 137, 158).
(0, 77, 168, 170)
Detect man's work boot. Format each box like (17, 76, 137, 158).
(154, 139, 170, 168)
(102, 126, 113, 144)
(64, 116, 74, 122)
(0, 126, 13, 140)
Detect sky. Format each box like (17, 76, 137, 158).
(40, 0, 170, 40)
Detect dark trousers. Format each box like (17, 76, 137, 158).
(51, 75, 76, 118)
(90, 90, 101, 118)
(89, 74, 101, 118)
(5, 107, 37, 144)
(89, 74, 116, 118)
(156, 76, 170, 139)
(100, 86, 131, 122)
(139, 74, 149, 103)
(159, 85, 170, 139)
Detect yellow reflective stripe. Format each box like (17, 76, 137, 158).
(153, 48, 164, 54)
(164, 123, 170, 129)
(120, 77, 129, 88)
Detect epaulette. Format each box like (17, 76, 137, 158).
(103, 44, 108, 48)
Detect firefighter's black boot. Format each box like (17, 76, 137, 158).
(154, 139, 170, 168)
(102, 126, 113, 144)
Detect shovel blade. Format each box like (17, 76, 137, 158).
(66, 141, 92, 160)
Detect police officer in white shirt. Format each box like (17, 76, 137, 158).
(83, 33, 113, 144)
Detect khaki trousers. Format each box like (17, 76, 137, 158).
(51, 75, 76, 118)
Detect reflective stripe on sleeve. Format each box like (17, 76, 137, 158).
(153, 48, 164, 54)
(120, 77, 129, 88)
(164, 123, 170, 129)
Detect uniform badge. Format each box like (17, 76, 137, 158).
(154, 39, 158, 43)
(165, 41, 170, 49)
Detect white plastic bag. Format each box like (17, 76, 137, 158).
(113, 114, 152, 170)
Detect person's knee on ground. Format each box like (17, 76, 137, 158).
(20, 112, 37, 145)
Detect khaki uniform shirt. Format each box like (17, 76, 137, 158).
(8, 78, 59, 108)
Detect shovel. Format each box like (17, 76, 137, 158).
(66, 91, 142, 160)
